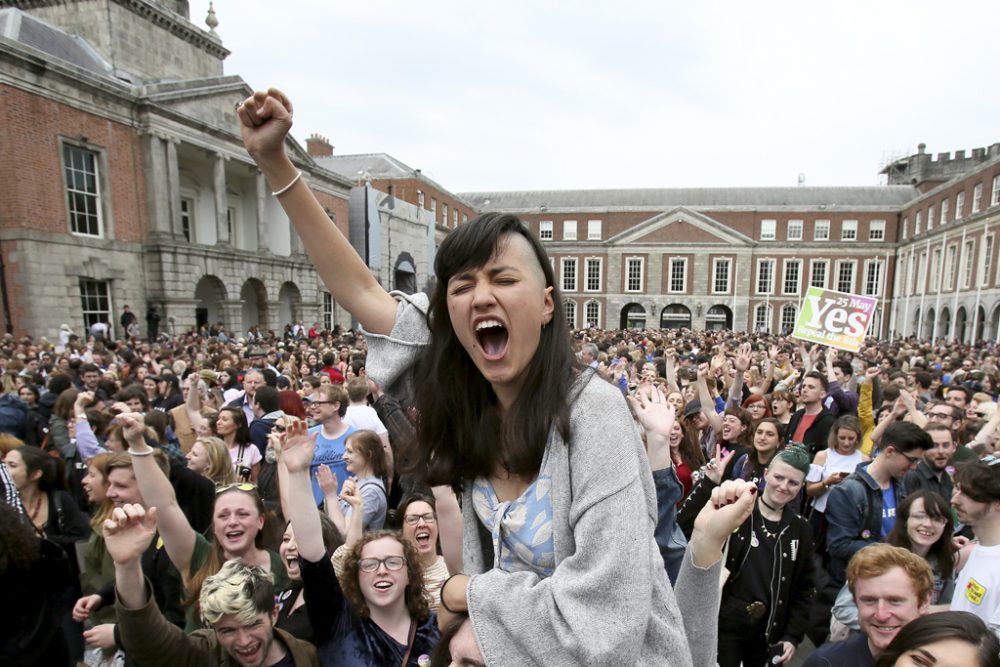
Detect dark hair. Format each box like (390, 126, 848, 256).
(392, 492, 437, 530)
(430, 614, 471, 667)
(673, 421, 706, 472)
(873, 611, 1000, 667)
(253, 386, 279, 414)
(882, 421, 934, 454)
(886, 490, 956, 581)
(741, 417, 785, 479)
(947, 384, 972, 401)
(217, 406, 251, 445)
(340, 530, 429, 622)
(47, 373, 73, 395)
(0, 500, 39, 573)
(721, 406, 754, 449)
(260, 368, 278, 388)
(116, 384, 149, 411)
(413, 213, 577, 487)
(15, 445, 60, 491)
(803, 370, 829, 392)
(832, 359, 853, 378)
(954, 459, 1000, 503)
(18, 384, 40, 402)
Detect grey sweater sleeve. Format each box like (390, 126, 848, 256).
(674, 550, 723, 667)
(362, 291, 431, 402)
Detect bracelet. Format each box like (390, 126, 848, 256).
(439, 574, 464, 614)
(271, 170, 302, 197)
(128, 448, 153, 457)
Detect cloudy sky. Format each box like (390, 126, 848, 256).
(189, 1, 1000, 193)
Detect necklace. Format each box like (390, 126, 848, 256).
(757, 512, 780, 541)
(760, 496, 781, 513)
(28, 493, 43, 525)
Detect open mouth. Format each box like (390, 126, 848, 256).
(475, 319, 509, 360)
(372, 580, 393, 591)
(414, 530, 432, 549)
(233, 642, 261, 663)
(225, 530, 245, 541)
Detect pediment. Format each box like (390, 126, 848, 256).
(607, 207, 755, 246)
(140, 76, 312, 164)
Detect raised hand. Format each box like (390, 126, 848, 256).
(237, 88, 294, 163)
(316, 464, 338, 497)
(280, 418, 316, 474)
(704, 442, 736, 485)
(340, 477, 363, 509)
(115, 412, 147, 447)
(693, 479, 756, 550)
(733, 343, 752, 372)
(628, 385, 675, 441)
(863, 366, 881, 384)
(103, 504, 157, 566)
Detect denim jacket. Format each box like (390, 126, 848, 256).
(825, 462, 905, 586)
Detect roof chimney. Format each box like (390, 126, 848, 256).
(306, 133, 333, 158)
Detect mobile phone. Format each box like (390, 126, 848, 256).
(768, 643, 784, 664)
(838, 471, 849, 479)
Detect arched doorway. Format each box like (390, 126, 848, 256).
(992, 304, 1000, 342)
(660, 304, 691, 330)
(240, 278, 268, 333)
(278, 282, 301, 327)
(706, 305, 732, 331)
(955, 307, 968, 343)
(620, 303, 646, 329)
(939, 307, 951, 340)
(194, 275, 227, 329)
(394, 253, 417, 295)
(912, 308, 920, 338)
(976, 306, 987, 342)
(923, 308, 935, 340)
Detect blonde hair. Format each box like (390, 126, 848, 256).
(195, 437, 235, 486)
(199, 559, 274, 626)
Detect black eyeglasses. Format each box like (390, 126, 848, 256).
(310, 400, 334, 405)
(898, 450, 922, 465)
(272, 424, 287, 433)
(402, 512, 437, 526)
(358, 556, 406, 573)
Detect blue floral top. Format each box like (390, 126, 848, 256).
(471, 448, 556, 577)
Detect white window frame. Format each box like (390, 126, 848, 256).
(431, 197, 437, 216)
(787, 220, 803, 241)
(625, 257, 645, 293)
(756, 259, 775, 295)
(226, 205, 238, 247)
(863, 259, 884, 296)
(462, 213, 468, 225)
(561, 257, 578, 293)
(810, 259, 829, 289)
(981, 234, 994, 287)
(584, 257, 602, 293)
(940, 199, 949, 225)
(754, 303, 773, 333)
(993, 175, 1000, 207)
(442, 203, 449, 226)
(322, 292, 334, 331)
(417, 190, 425, 208)
(973, 183, 983, 213)
(780, 303, 797, 334)
(869, 220, 886, 241)
(782, 259, 802, 295)
(915, 211, 923, 235)
(902, 217, 909, 240)
(539, 220, 553, 240)
(841, 220, 858, 241)
(760, 219, 776, 241)
(814, 220, 830, 241)
(584, 300, 601, 328)
(712, 258, 732, 294)
(668, 257, 687, 294)
(930, 248, 942, 292)
(453, 208, 459, 226)
(955, 192, 965, 221)
(945, 244, 957, 291)
(563, 220, 578, 240)
(180, 196, 195, 243)
(927, 205, 935, 230)
(63, 142, 105, 238)
(835, 259, 856, 293)
(587, 219, 602, 240)
(564, 300, 577, 329)
(961, 239, 974, 289)
(79, 278, 112, 332)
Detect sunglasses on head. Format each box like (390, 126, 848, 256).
(216, 482, 258, 495)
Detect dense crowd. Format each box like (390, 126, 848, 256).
(3, 87, 1000, 667)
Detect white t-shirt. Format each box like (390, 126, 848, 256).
(343, 404, 388, 436)
(952, 543, 1000, 638)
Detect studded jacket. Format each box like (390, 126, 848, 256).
(679, 476, 816, 646)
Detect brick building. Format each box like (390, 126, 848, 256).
(460, 144, 1000, 342)
(0, 0, 354, 339)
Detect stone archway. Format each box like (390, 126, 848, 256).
(705, 305, 733, 331)
(394, 253, 417, 295)
(278, 281, 301, 327)
(939, 307, 951, 340)
(924, 308, 935, 340)
(955, 307, 968, 343)
(240, 278, 268, 333)
(620, 303, 647, 329)
(194, 274, 227, 329)
(660, 304, 691, 330)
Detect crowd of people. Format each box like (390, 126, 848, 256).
(2, 88, 1000, 667)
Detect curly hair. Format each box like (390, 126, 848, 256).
(340, 530, 429, 622)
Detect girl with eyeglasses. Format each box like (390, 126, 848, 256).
(281, 420, 439, 665)
(116, 412, 287, 631)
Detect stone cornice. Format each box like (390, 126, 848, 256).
(4, 0, 229, 60)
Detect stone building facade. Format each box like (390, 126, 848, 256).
(0, 0, 354, 339)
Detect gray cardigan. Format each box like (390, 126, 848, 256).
(365, 292, 720, 667)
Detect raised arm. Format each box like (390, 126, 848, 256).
(696, 363, 723, 433)
(278, 419, 324, 562)
(316, 464, 348, 537)
(184, 376, 209, 436)
(237, 89, 398, 335)
(339, 479, 364, 550)
(431, 485, 463, 576)
(117, 413, 196, 576)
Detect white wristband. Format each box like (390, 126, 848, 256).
(272, 171, 302, 197)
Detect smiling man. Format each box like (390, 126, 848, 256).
(950, 457, 1000, 638)
(802, 544, 933, 666)
(109, 503, 318, 667)
(902, 423, 956, 500)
